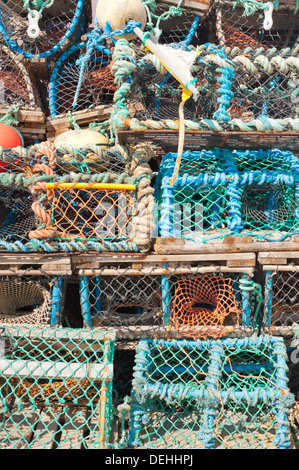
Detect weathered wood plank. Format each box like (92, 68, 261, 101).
(154, 237, 299, 254)
(0, 359, 113, 380)
(72, 252, 256, 269)
(258, 252, 299, 265)
(117, 130, 299, 155)
(46, 106, 112, 132)
(156, 0, 210, 14)
(79, 266, 254, 276)
(0, 108, 45, 122)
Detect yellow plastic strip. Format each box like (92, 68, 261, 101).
(46, 182, 136, 190)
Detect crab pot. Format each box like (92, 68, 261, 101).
(154, 149, 299, 245)
(0, 44, 41, 110)
(128, 335, 294, 449)
(0, 0, 90, 60)
(78, 260, 260, 340)
(78, 267, 163, 334)
(263, 265, 299, 337)
(0, 325, 115, 448)
(208, 0, 299, 50)
(120, 36, 299, 126)
(0, 184, 37, 243)
(0, 274, 66, 326)
(48, 41, 115, 119)
(29, 174, 154, 253)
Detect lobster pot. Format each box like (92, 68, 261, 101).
(40, 183, 134, 242)
(0, 44, 41, 109)
(48, 41, 115, 119)
(0, 325, 115, 449)
(208, 0, 299, 50)
(126, 40, 299, 125)
(0, 0, 90, 60)
(78, 262, 259, 340)
(78, 267, 163, 335)
(30, 174, 154, 253)
(0, 274, 66, 326)
(154, 149, 299, 245)
(262, 265, 299, 337)
(129, 336, 294, 449)
(144, 5, 204, 46)
(0, 184, 37, 244)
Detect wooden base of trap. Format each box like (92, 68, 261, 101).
(117, 130, 299, 154)
(104, 325, 255, 341)
(72, 251, 256, 270)
(258, 252, 299, 268)
(0, 107, 46, 145)
(154, 236, 299, 255)
(261, 326, 298, 338)
(0, 252, 72, 275)
(46, 106, 112, 141)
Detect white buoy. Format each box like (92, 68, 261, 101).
(54, 129, 109, 149)
(95, 0, 147, 40)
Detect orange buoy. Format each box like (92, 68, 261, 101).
(0, 123, 23, 150)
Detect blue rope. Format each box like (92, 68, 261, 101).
(72, 19, 142, 111)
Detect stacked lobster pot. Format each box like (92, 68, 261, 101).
(0, 0, 298, 451)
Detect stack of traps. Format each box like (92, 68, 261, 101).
(128, 336, 294, 449)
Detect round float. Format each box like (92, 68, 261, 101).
(96, 0, 147, 40)
(0, 123, 23, 150)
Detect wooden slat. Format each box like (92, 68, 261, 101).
(0, 254, 72, 275)
(154, 237, 299, 254)
(258, 252, 299, 265)
(46, 106, 112, 133)
(107, 325, 255, 340)
(0, 108, 45, 122)
(117, 130, 299, 155)
(0, 359, 113, 380)
(72, 252, 256, 269)
(156, 0, 210, 13)
(262, 265, 299, 272)
(3, 325, 116, 343)
(79, 266, 254, 276)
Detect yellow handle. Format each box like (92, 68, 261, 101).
(46, 182, 136, 191)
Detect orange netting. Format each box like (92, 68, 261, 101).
(221, 19, 262, 50)
(171, 275, 241, 339)
(30, 184, 135, 241)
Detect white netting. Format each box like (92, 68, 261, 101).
(0, 277, 52, 325)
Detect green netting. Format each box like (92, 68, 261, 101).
(128, 335, 294, 449)
(0, 325, 115, 449)
(154, 148, 299, 243)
